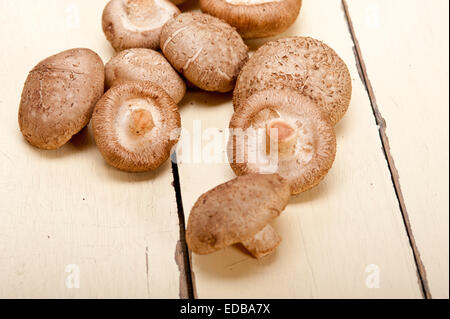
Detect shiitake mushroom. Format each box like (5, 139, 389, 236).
(19, 48, 105, 150)
(160, 12, 249, 93)
(102, 0, 180, 51)
(105, 48, 186, 103)
(92, 81, 181, 172)
(234, 36, 352, 125)
(186, 173, 290, 258)
(200, 0, 302, 39)
(228, 88, 337, 195)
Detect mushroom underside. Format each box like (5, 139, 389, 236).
(229, 88, 337, 194)
(92, 81, 181, 172)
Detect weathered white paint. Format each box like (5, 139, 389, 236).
(346, 0, 449, 299)
(0, 0, 181, 298)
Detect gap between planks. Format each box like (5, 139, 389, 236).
(171, 156, 196, 299)
(341, 0, 431, 299)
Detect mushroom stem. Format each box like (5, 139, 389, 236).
(241, 224, 281, 259)
(129, 109, 154, 136)
(266, 119, 298, 157)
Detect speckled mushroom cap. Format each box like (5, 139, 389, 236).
(200, 0, 302, 39)
(92, 81, 181, 172)
(19, 48, 105, 150)
(160, 12, 249, 92)
(105, 48, 186, 103)
(229, 89, 337, 195)
(102, 0, 180, 51)
(186, 173, 290, 255)
(234, 37, 352, 125)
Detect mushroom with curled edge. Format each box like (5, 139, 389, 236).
(18, 48, 105, 150)
(92, 81, 181, 172)
(200, 0, 302, 39)
(102, 0, 180, 51)
(186, 173, 291, 258)
(160, 12, 249, 93)
(105, 48, 186, 103)
(228, 88, 337, 195)
(233, 36, 352, 125)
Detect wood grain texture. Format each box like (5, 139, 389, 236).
(345, 0, 449, 299)
(0, 0, 182, 298)
(176, 0, 424, 298)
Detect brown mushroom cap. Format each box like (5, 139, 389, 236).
(19, 48, 105, 150)
(102, 0, 180, 51)
(200, 0, 302, 39)
(160, 12, 249, 92)
(170, 0, 186, 4)
(229, 88, 337, 195)
(186, 173, 290, 256)
(92, 81, 181, 172)
(105, 48, 186, 103)
(233, 36, 352, 125)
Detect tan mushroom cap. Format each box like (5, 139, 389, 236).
(186, 173, 290, 258)
(229, 89, 337, 195)
(102, 0, 180, 51)
(234, 36, 352, 125)
(160, 12, 249, 92)
(200, 0, 302, 39)
(105, 48, 186, 103)
(19, 48, 105, 150)
(92, 81, 181, 172)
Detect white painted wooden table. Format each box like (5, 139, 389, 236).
(0, 0, 448, 299)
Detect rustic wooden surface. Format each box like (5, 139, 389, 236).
(177, 0, 423, 299)
(345, 0, 449, 299)
(0, 0, 182, 298)
(0, 0, 448, 299)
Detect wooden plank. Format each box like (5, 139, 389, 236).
(345, 0, 449, 299)
(176, 0, 423, 298)
(0, 0, 183, 298)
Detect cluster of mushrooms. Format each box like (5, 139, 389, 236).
(18, 0, 351, 259)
